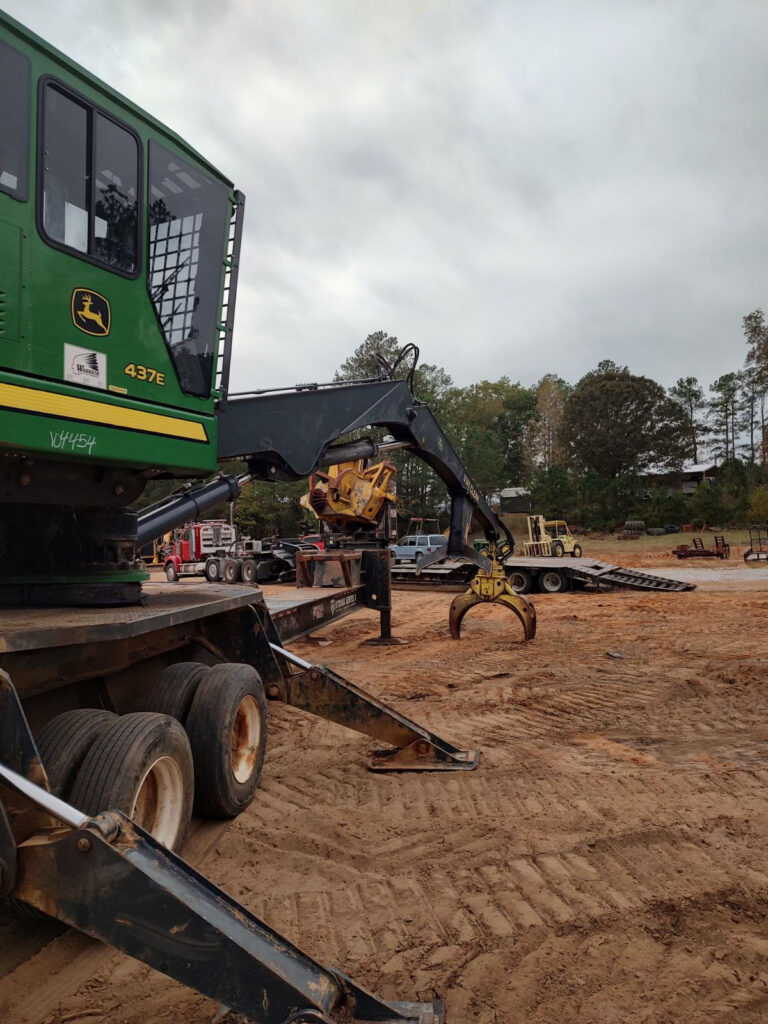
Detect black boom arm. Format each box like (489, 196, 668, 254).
(215, 378, 514, 562)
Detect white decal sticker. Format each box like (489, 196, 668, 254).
(330, 593, 357, 616)
(64, 343, 107, 390)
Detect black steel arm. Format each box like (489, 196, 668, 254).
(216, 379, 514, 561)
(2, 776, 443, 1024)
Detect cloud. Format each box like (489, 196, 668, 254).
(4, 0, 768, 392)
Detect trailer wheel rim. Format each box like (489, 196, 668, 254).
(130, 755, 185, 846)
(509, 572, 528, 592)
(541, 571, 563, 592)
(231, 695, 262, 783)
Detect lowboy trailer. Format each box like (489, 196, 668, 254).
(393, 556, 696, 594)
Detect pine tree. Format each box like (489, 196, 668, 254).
(668, 376, 707, 463)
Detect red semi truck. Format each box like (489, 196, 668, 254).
(163, 520, 317, 584)
(162, 520, 237, 581)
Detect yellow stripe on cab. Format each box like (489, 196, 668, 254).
(0, 382, 208, 442)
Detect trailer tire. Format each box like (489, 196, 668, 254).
(507, 569, 532, 595)
(551, 541, 565, 558)
(165, 562, 179, 582)
(185, 663, 268, 818)
(223, 557, 241, 583)
(571, 544, 583, 558)
(205, 557, 221, 582)
(538, 569, 567, 593)
(241, 558, 257, 584)
(145, 662, 210, 724)
(35, 709, 118, 799)
(70, 713, 194, 851)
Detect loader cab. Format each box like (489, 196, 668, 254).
(0, 10, 244, 478)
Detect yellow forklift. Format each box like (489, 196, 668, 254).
(523, 515, 582, 558)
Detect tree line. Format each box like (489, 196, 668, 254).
(328, 313, 768, 532)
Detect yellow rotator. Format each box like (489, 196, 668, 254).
(300, 459, 396, 529)
(449, 545, 536, 641)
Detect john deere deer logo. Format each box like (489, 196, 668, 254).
(71, 289, 111, 337)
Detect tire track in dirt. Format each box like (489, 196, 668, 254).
(236, 828, 761, 954)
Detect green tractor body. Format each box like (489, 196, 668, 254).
(0, 10, 241, 479)
(0, 11, 243, 602)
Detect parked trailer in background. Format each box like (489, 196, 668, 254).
(392, 555, 696, 594)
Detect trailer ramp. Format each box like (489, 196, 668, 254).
(572, 561, 696, 592)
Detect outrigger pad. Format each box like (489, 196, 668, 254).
(272, 655, 481, 772)
(371, 740, 480, 771)
(332, 969, 446, 1022)
(382, 1000, 446, 1023)
(215, 1003, 444, 1023)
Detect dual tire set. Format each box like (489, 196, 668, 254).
(164, 559, 263, 583)
(34, 662, 267, 852)
(508, 568, 570, 594)
(201, 556, 285, 584)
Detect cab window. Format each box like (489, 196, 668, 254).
(0, 40, 30, 201)
(40, 82, 139, 274)
(147, 140, 230, 399)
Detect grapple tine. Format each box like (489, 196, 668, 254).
(448, 549, 536, 641)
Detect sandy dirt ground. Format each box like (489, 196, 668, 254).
(3, 567, 768, 1024)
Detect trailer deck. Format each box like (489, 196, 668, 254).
(0, 582, 366, 718)
(391, 556, 696, 593)
(0, 582, 364, 656)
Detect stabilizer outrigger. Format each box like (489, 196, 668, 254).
(1, 673, 443, 1024)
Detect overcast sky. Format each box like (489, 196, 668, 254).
(5, 0, 768, 393)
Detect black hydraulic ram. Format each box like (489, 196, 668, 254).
(136, 472, 250, 546)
